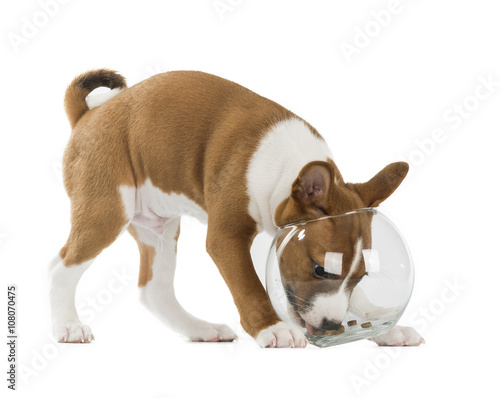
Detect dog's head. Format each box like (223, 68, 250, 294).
(274, 160, 408, 333)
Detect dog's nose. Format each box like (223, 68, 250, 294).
(321, 319, 342, 331)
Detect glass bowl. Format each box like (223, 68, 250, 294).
(266, 208, 414, 348)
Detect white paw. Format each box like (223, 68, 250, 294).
(256, 322, 307, 348)
(53, 323, 94, 343)
(189, 323, 238, 342)
(370, 325, 425, 346)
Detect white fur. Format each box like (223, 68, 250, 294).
(303, 293, 350, 328)
(134, 219, 237, 342)
(120, 179, 208, 236)
(370, 325, 425, 346)
(85, 87, 124, 110)
(255, 321, 307, 348)
(246, 118, 332, 234)
(119, 185, 136, 221)
(118, 181, 235, 340)
(135, 179, 207, 222)
(301, 239, 363, 327)
(49, 256, 94, 343)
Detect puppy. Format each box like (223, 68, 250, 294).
(49, 69, 423, 347)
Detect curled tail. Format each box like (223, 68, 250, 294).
(64, 69, 127, 129)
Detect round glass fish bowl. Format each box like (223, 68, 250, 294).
(266, 208, 414, 348)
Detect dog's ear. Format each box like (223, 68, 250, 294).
(274, 161, 336, 226)
(291, 161, 335, 214)
(349, 162, 409, 207)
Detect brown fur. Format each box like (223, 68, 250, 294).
(60, 76, 135, 265)
(275, 161, 408, 226)
(127, 225, 156, 287)
(59, 69, 408, 339)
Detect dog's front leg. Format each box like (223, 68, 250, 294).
(206, 219, 307, 348)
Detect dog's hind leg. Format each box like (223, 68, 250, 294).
(49, 186, 134, 343)
(129, 218, 237, 342)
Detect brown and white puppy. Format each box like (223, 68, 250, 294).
(49, 69, 424, 347)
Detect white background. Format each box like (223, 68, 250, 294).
(1, 0, 499, 397)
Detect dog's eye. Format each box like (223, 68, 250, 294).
(313, 263, 327, 278)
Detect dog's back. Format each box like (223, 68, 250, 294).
(63, 70, 302, 211)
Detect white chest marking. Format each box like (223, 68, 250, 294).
(246, 118, 332, 234)
(120, 179, 207, 235)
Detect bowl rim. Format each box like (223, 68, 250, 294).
(277, 207, 380, 230)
